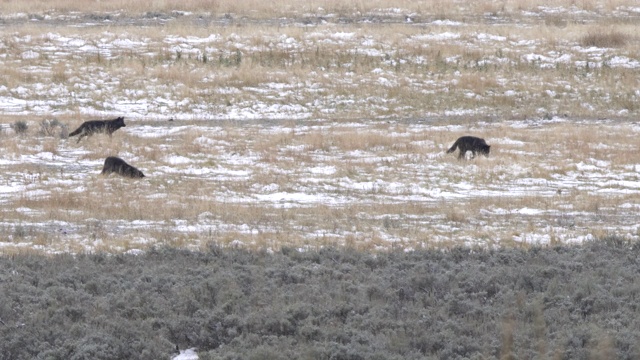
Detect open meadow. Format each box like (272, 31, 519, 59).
(1, 0, 640, 253)
(1, 1, 640, 359)
(3, 117, 640, 254)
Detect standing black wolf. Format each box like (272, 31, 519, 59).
(446, 136, 491, 160)
(101, 156, 145, 178)
(68, 117, 126, 143)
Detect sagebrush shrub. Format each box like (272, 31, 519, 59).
(11, 120, 28, 135)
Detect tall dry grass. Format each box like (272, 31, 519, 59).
(581, 31, 629, 48)
(2, 115, 640, 254)
(4, 0, 640, 18)
(1, 9, 639, 120)
(1, 0, 640, 253)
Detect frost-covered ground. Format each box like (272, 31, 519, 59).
(1, 6, 640, 256)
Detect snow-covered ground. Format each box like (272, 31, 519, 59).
(1, 6, 640, 258)
(173, 348, 198, 360)
(1, 7, 639, 120)
(1, 116, 639, 255)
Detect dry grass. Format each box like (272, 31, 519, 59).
(2, 115, 640, 254)
(1, 1, 640, 253)
(3, 0, 639, 18)
(0, 2, 639, 121)
(581, 31, 629, 48)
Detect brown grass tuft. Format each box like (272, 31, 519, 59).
(580, 31, 628, 48)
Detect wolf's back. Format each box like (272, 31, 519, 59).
(102, 156, 145, 178)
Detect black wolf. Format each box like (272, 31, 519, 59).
(101, 156, 145, 178)
(68, 117, 125, 143)
(446, 136, 491, 160)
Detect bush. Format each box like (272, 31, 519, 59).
(10, 120, 28, 135)
(0, 240, 639, 359)
(38, 118, 68, 138)
(581, 31, 627, 48)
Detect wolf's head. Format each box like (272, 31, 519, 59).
(114, 117, 126, 128)
(480, 144, 491, 156)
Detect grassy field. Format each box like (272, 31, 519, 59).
(1, 0, 640, 254)
(2, 118, 640, 254)
(0, 1, 639, 121)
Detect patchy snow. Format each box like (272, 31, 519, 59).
(476, 33, 506, 42)
(1, 117, 639, 255)
(0, 17, 637, 120)
(173, 348, 198, 360)
(1, 8, 639, 256)
(412, 32, 461, 41)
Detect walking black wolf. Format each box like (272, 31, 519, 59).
(101, 156, 145, 178)
(446, 136, 491, 160)
(68, 117, 126, 143)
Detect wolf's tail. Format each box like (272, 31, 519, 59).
(446, 140, 458, 153)
(69, 128, 81, 137)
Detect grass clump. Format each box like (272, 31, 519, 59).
(580, 31, 628, 48)
(38, 119, 68, 138)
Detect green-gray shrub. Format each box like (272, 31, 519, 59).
(1, 238, 639, 360)
(38, 118, 68, 138)
(11, 120, 28, 135)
